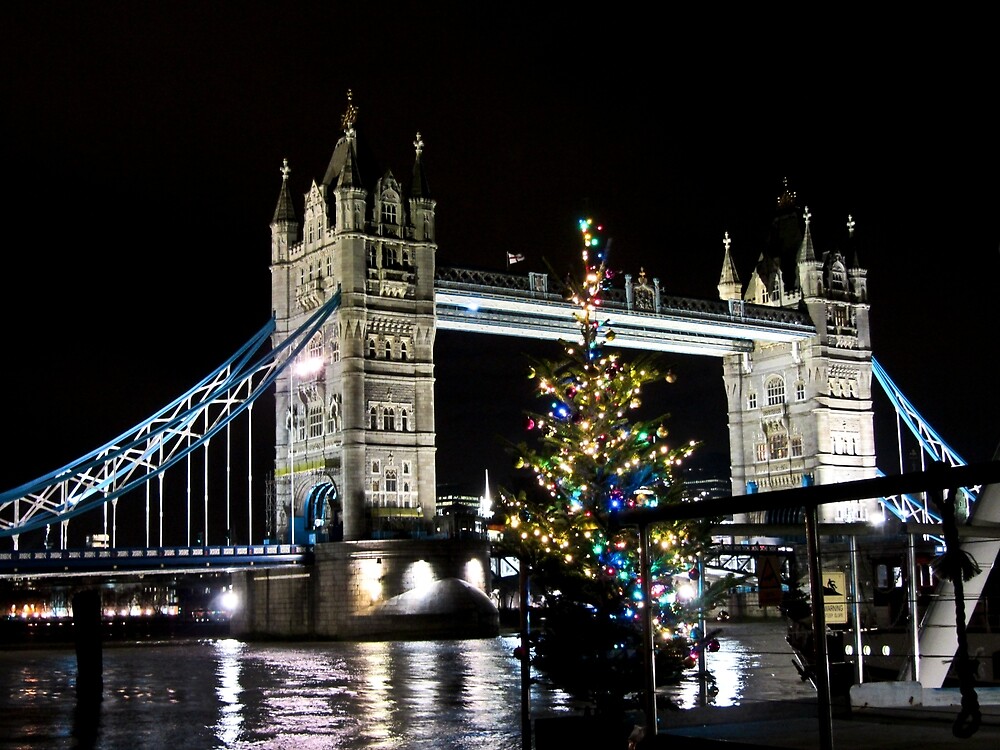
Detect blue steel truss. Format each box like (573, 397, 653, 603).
(871, 356, 978, 525)
(0, 289, 342, 540)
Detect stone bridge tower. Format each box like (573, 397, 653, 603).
(718, 180, 879, 524)
(270, 93, 438, 542)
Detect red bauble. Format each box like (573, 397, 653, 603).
(707, 639, 721, 653)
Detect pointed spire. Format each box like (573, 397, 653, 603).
(776, 176, 797, 210)
(411, 131, 431, 198)
(341, 89, 358, 138)
(718, 231, 742, 301)
(271, 158, 297, 224)
(796, 206, 816, 265)
(846, 214, 863, 268)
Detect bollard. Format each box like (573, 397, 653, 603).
(72, 589, 104, 701)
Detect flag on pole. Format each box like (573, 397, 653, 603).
(507, 252, 525, 265)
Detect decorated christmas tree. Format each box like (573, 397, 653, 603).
(498, 219, 732, 715)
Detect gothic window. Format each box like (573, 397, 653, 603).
(369, 406, 378, 430)
(385, 469, 398, 494)
(400, 408, 409, 432)
(382, 203, 397, 225)
(383, 340, 392, 359)
(385, 247, 398, 266)
(308, 263, 314, 281)
(368, 246, 378, 266)
(330, 337, 340, 363)
(401, 249, 412, 266)
(768, 430, 789, 459)
(308, 334, 323, 361)
(791, 435, 804, 457)
(765, 376, 785, 406)
(795, 381, 806, 401)
(308, 404, 323, 438)
(371, 479, 380, 493)
(383, 408, 395, 431)
(400, 341, 409, 361)
(371, 460, 381, 474)
(326, 255, 333, 278)
(299, 268, 305, 285)
(367, 338, 377, 358)
(747, 392, 758, 410)
(402, 461, 411, 475)
(755, 442, 767, 462)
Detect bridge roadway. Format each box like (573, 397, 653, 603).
(433, 267, 816, 355)
(0, 544, 308, 579)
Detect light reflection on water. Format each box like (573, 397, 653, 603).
(0, 623, 811, 749)
(0, 635, 584, 750)
(659, 621, 816, 711)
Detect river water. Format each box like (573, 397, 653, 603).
(0, 622, 816, 749)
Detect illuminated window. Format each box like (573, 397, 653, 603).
(769, 430, 789, 459)
(755, 442, 767, 462)
(791, 435, 804, 457)
(308, 334, 323, 361)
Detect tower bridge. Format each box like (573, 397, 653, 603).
(2, 101, 995, 655)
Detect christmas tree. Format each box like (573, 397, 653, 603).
(498, 218, 732, 715)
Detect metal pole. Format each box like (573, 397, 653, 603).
(805, 504, 834, 750)
(849, 534, 864, 684)
(907, 530, 920, 683)
(639, 522, 657, 739)
(519, 556, 531, 750)
(290, 363, 295, 546)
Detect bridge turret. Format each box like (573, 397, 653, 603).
(718, 231, 742, 301)
(408, 132, 436, 244)
(270, 158, 299, 265)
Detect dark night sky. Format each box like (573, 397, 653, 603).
(4, 4, 998, 504)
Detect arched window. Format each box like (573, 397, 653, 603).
(383, 340, 392, 359)
(368, 246, 378, 266)
(765, 376, 785, 406)
(385, 469, 398, 494)
(768, 430, 789, 459)
(400, 341, 409, 361)
(383, 408, 395, 431)
(400, 408, 409, 432)
(367, 338, 377, 358)
(795, 381, 806, 401)
(369, 406, 378, 430)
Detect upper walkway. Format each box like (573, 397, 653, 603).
(434, 267, 815, 356)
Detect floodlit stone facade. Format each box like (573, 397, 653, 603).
(719, 182, 879, 524)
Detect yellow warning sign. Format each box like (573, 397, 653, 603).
(822, 570, 847, 624)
